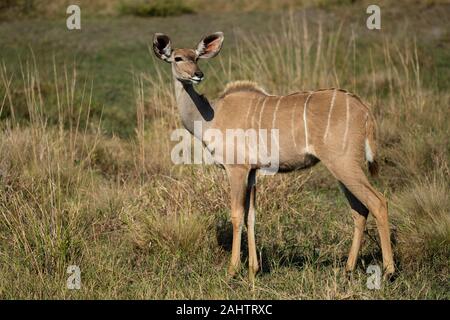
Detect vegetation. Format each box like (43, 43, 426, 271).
(118, 0, 195, 17)
(0, 1, 448, 299)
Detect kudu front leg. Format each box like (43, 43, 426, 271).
(226, 166, 250, 278)
(246, 169, 259, 282)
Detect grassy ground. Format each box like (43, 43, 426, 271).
(0, 1, 449, 299)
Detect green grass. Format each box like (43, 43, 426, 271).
(0, 2, 449, 299)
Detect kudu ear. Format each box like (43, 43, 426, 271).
(196, 32, 224, 59)
(153, 33, 172, 62)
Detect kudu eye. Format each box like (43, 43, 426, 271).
(174, 57, 183, 62)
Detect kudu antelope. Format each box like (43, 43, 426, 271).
(152, 32, 395, 281)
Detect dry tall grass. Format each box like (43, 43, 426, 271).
(0, 15, 448, 298)
(4, 0, 447, 18)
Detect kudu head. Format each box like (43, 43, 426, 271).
(152, 32, 224, 85)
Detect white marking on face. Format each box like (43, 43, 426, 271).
(323, 89, 337, 142)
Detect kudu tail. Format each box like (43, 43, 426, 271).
(365, 114, 379, 177)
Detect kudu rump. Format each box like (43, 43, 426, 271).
(152, 32, 395, 281)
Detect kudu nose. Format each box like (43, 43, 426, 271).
(194, 71, 204, 78)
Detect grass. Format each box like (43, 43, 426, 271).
(118, 0, 195, 17)
(0, 2, 449, 299)
(0, 0, 350, 18)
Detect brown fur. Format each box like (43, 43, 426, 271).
(219, 80, 268, 98)
(152, 32, 395, 281)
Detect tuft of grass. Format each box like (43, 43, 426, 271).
(392, 171, 450, 266)
(125, 209, 212, 256)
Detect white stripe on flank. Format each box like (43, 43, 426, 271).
(245, 97, 262, 163)
(323, 89, 337, 142)
(258, 97, 269, 130)
(291, 99, 299, 151)
(258, 97, 270, 163)
(271, 97, 283, 153)
(303, 92, 313, 152)
(251, 97, 265, 128)
(342, 93, 350, 151)
(245, 97, 256, 128)
(272, 97, 283, 129)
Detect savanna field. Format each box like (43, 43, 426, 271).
(0, 0, 449, 299)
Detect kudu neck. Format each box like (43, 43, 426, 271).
(174, 78, 215, 138)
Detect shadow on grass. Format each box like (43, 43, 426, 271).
(215, 217, 348, 274)
(214, 212, 405, 279)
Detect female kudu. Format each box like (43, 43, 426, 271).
(152, 32, 395, 281)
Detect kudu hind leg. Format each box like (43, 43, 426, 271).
(330, 165, 395, 276)
(245, 169, 259, 282)
(338, 181, 368, 272)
